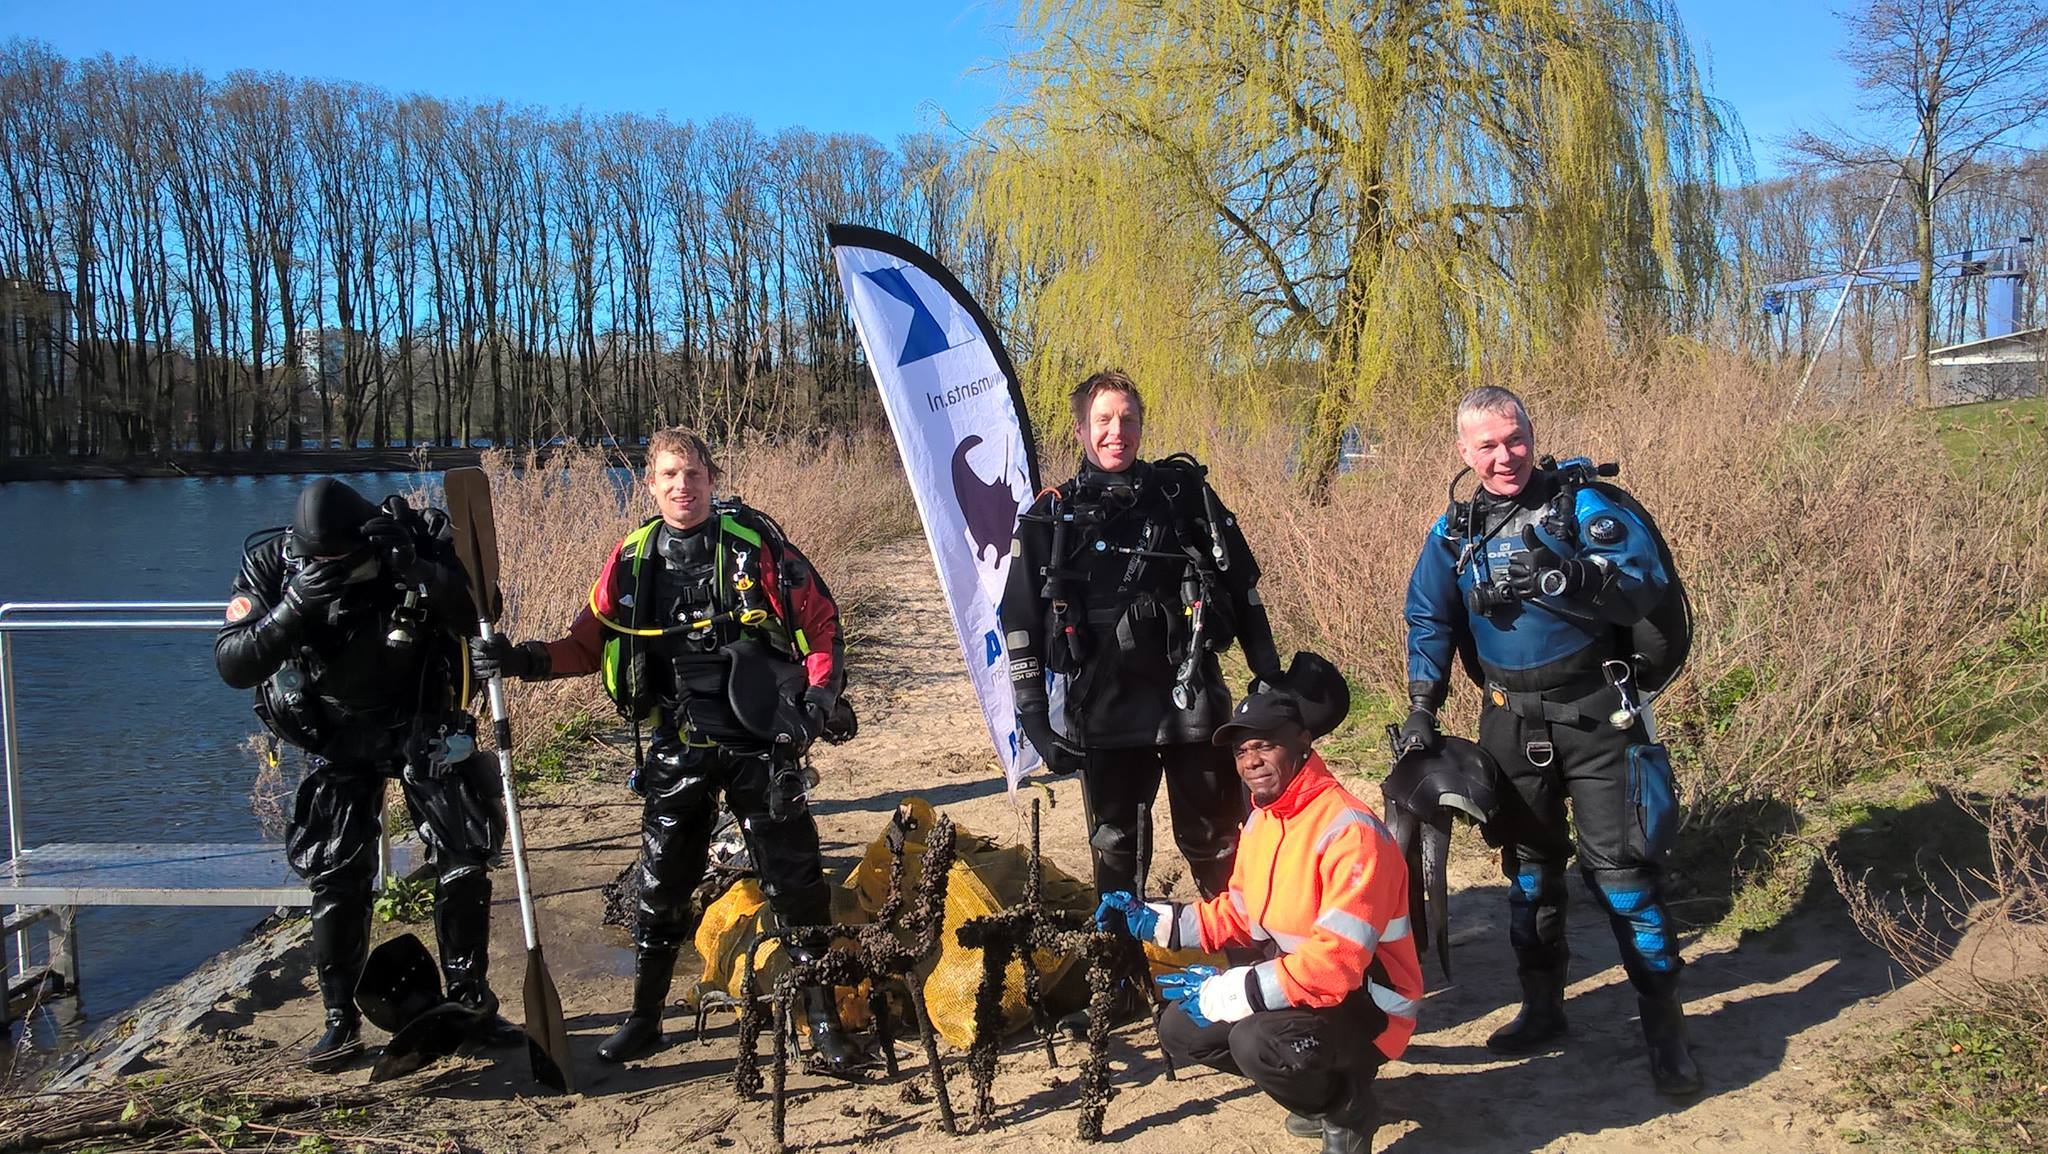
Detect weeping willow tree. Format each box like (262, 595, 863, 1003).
(978, 0, 1739, 486)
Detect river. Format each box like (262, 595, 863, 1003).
(0, 471, 427, 1047)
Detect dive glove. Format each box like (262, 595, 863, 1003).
(1093, 891, 1166, 943)
(1018, 709, 1086, 775)
(470, 633, 549, 681)
(799, 686, 836, 745)
(1396, 704, 1442, 755)
(1508, 526, 1598, 600)
(279, 557, 354, 623)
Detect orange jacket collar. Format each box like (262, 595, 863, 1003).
(1255, 750, 1338, 819)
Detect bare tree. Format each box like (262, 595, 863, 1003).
(0, 38, 962, 459)
(1795, 0, 2048, 403)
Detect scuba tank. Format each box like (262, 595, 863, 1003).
(1543, 457, 1694, 693)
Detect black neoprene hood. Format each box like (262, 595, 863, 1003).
(291, 477, 379, 557)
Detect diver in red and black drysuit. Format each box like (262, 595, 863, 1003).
(216, 477, 518, 1071)
(473, 428, 859, 1070)
(1002, 369, 1283, 903)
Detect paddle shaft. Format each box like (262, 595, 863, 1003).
(478, 615, 542, 952)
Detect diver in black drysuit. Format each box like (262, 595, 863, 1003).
(216, 478, 516, 1071)
(1003, 457, 1282, 901)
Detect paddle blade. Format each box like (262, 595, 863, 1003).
(525, 946, 575, 1093)
(443, 465, 503, 623)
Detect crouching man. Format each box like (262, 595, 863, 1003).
(1097, 688, 1423, 1153)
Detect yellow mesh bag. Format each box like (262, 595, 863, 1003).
(692, 876, 873, 1027)
(843, 797, 1096, 1050)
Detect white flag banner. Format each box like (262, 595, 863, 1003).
(829, 224, 1048, 790)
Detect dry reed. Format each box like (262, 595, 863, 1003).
(1210, 340, 2048, 811)
(457, 355, 2047, 828)
(1826, 790, 2048, 1028)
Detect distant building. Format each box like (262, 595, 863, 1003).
(0, 278, 72, 399)
(1927, 327, 2046, 405)
(294, 327, 359, 397)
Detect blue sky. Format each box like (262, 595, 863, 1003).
(2, 0, 1872, 178)
(0, 0, 1019, 140)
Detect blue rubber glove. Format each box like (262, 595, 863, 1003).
(1092, 891, 1158, 941)
(1154, 965, 1221, 1026)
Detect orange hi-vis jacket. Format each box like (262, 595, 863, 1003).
(1177, 752, 1424, 1060)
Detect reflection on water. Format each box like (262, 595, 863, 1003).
(0, 472, 428, 1045)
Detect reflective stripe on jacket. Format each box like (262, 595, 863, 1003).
(1190, 751, 1425, 1060)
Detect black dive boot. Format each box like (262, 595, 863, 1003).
(435, 871, 523, 1047)
(307, 1008, 364, 1073)
(797, 977, 868, 1077)
(307, 897, 369, 1072)
(598, 945, 679, 1063)
(1638, 991, 1703, 1096)
(1485, 962, 1569, 1055)
(1317, 1075, 1380, 1154)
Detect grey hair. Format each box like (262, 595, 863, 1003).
(1454, 386, 1531, 435)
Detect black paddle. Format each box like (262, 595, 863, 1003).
(444, 466, 575, 1093)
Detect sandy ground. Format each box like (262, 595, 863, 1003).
(90, 539, 1941, 1152)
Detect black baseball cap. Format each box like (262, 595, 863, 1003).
(1211, 689, 1309, 746)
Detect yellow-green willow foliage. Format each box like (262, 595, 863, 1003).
(978, 0, 1739, 485)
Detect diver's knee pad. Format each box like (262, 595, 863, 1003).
(1507, 860, 1568, 958)
(1583, 866, 1680, 988)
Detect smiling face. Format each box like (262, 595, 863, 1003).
(645, 448, 716, 530)
(1232, 724, 1313, 805)
(1457, 407, 1536, 498)
(1077, 387, 1143, 473)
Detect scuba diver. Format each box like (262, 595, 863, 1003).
(1002, 369, 1284, 906)
(216, 477, 519, 1071)
(471, 428, 860, 1070)
(1400, 385, 1699, 1095)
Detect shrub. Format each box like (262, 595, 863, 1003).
(1211, 340, 2048, 814)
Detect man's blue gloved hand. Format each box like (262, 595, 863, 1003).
(1093, 891, 1158, 941)
(1155, 964, 1222, 1026)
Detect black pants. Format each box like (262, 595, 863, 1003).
(285, 739, 506, 1014)
(1080, 741, 1246, 899)
(1482, 681, 1681, 995)
(1158, 990, 1385, 1127)
(631, 729, 829, 949)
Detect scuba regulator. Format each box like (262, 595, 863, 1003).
(1448, 455, 1619, 618)
(385, 585, 428, 650)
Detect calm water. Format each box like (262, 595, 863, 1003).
(0, 471, 427, 1039)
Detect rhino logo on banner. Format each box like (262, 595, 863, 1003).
(951, 434, 1022, 568)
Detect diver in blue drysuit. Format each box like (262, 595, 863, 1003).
(1398, 386, 1700, 1096)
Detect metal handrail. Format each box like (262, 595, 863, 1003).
(0, 601, 402, 995)
(0, 602, 228, 864)
(1, 602, 231, 978)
